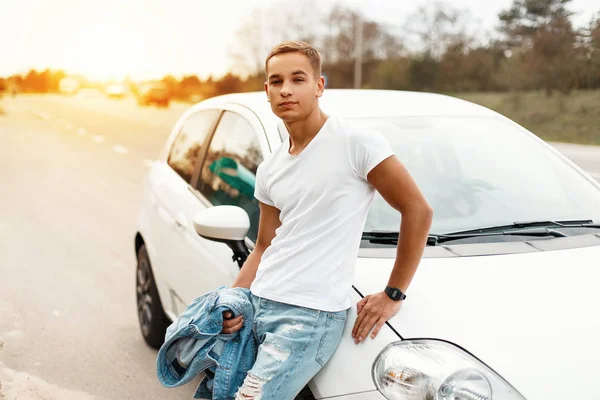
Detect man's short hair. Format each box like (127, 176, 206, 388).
(265, 41, 322, 79)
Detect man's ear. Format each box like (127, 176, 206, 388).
(316, 76, 325, 98)
(264, 82, 270, 102)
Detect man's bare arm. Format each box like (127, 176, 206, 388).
(352, 156, 433, 343)
(368, 156, 433, 292)
(232, 202, 281, 288)
(222, 201, 281, 333)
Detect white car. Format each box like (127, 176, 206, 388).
(134, 90, 600, 400)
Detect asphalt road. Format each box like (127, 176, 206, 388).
(0, 95, 195, 400)
(548, 141, 600, 182)
(0, 94, 598, 400)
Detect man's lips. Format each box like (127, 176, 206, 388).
(279, 101, 297, 106)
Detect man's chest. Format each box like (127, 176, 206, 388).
(267, 152, 354, 213)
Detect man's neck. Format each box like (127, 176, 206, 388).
(285, 107, 329, 155)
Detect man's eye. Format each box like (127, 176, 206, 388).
(271, 80, 281, 85)
(294, 78, 304, 82)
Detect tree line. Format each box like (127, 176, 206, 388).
(2, 0, 599, 99)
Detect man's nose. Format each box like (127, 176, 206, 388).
(280, 80, 293, 97)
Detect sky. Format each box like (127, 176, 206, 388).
(0, 0, 598, 81)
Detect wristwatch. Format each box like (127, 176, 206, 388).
(384, 286, 406, 301)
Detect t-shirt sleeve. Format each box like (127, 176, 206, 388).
(254, 163, 274, 206)
(347, 125, 395, 181)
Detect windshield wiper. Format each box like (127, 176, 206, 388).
(362, 231, 417, 246)
(363, 231, 445, 246)
(447, 220, 600, 236)
(427, 227, 569, 245)
(364, 220, 600, 246)
(362, 231, 399, 244)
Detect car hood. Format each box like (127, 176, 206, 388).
(354, 243, 600, 400)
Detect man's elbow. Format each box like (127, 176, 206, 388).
(406, 200, 433, 227)
(423, 203, 434, 227)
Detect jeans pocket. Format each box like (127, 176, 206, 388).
(315, 314, 346, 367)
(329, 309, 348, 321)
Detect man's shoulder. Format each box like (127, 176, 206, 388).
(257, 143, 283, 175)
(330, 116, 380, 142)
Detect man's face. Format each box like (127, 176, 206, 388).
(265, 52, 324, 122)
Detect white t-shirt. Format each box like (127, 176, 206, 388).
(250, 116, 394, 312)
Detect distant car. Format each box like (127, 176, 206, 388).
(105, 83, 127, 99)
(134, 90, 600, 400)
(59, 77, 80, 95)
(136, 82, 170, 107)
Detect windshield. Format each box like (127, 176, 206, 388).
(359, 116, 600, 235)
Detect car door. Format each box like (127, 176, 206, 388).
(172, 107, 270, 307)
(149, 108, 221, 317)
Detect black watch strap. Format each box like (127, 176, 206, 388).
(384, 286, 406, 301)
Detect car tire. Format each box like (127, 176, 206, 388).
(295, 386, 316, 400)
(136, 244, 170, 349)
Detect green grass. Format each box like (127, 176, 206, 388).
(450, 90, 600, 146)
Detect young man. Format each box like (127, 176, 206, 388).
(223, 41, 433, 400)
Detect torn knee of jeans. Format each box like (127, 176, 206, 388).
(235, 373, 267, 400)
(262, 342, 290, 362)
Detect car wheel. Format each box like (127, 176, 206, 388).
(295, 386, 315, 400)
(136, 244, 170, 349)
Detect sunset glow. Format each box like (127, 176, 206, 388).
(62, 24, 146, 81)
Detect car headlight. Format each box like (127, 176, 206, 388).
(372, 339, 526, 400)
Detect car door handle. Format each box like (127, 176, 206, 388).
(174, 213, 187, 229)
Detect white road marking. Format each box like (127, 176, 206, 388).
(77, 128, 87, 136)
(92, 135, 105, 143)
(113, 145, 129, 154)
(143, 159, 154, 168)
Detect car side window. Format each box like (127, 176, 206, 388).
(197, 112, 264, 242)
(167, 110, 220, 183)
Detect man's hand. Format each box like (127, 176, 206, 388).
(352, 292, 402, 344)
(221, 311, 244, 334)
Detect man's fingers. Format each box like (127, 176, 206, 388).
(222, 316, 244, 333)
(352, 308, 368, 338)
(357, 295, 368, 307)
(356, 296, 369, 314)
(222, 318, 244, 334)
(357, 314, 378, 342)
(222, 315, 243, 329)
(353, 296, 371, 337)
(223, 311, 233, 319)
(223, 315, 242, 326)
(370, 318, 386, 339)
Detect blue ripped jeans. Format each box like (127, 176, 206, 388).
(235, 293, 348, 400)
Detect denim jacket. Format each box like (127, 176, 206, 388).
(156, 286, 256, 399)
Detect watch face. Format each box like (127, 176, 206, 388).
(386, 286, 405, 301)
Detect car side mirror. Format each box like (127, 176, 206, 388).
(193, 206, 250, 268)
